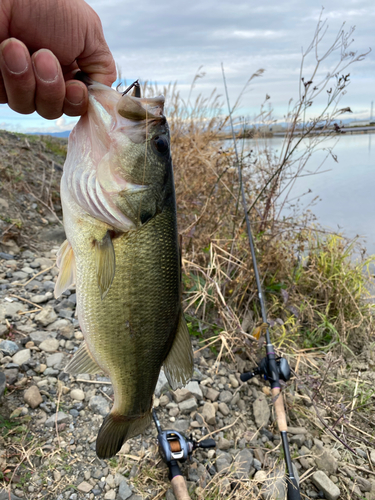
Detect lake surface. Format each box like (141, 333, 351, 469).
(241, 133, 375, 255)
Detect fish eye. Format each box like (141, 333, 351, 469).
(151, 135, 169, 155)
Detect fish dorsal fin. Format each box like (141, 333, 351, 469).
(95, 231, 116, 300)
(64, 341, 102, 375)
(163, 313, 194, 390)
(54, 240, 76, 299)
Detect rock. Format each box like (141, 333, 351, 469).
(30, 294, 49, 304)
(205, 387, 219, 402)
(77, 481, 93, 493)
(234, 449, 254, 479)
(173, 388, 193, 403)
(29, 331, 53, 345)
(229, 374, 239, 388)
(12, 271, 28, 280)
(53, 470, 61, 481)
(35, 306, 57, 326)
(155, 369, 169, 396)
(89, 395, 110, 416)
(202, 402, 216, 425)
(312, 444, 338, 474)
(0, 490, 23, 500)
(1, 301, 27, 318)
(104, 490, 116, 500)
(46, 353, 64, 369)
(117, 478, 133, 499)
(4, 368, 18, 385)
(254, 467, 286, 500)
(24, 385, 43, 408)
(39, 337, 60, 353)
(253, 394, 270, 428)
(179, 397, 197, 414)
(217, 437, 231, 450)
(290, 434, 306, 447)
(216, 451, 232, 473)
(184, 380, 203, 400)
(45, 411, 70, 427)
(47, 319, 71, 331)
(34, 257, 54, 268)
(218, 402, 230, 416)
(287, 426, 307, 435)
(70, 389, 85, 401)
(0, 373, 6, 399)
(219, 390, 233, 404)
(12, 349, 31, 365)
(0, 340, 19, 356)
(312, 471, 340, 500)
(172, 419, 189, 433)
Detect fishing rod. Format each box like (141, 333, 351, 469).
(221, 63, 301, 500)
(152, 409, 215, 500)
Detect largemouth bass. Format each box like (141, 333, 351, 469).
(55, 75, 193, 459)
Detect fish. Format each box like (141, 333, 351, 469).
(55, 74, 193, 459)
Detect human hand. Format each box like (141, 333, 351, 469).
(0, 0, 116, 119)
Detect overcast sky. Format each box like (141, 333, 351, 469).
(0, 0, 374, 133)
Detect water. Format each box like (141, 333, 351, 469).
(241, 133, 375, 255)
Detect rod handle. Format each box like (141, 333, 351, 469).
(171, 475, 191, 500)
(287, 476, 302, 500)
(271, 387, 287, 432)
(240, 371, 255, 382)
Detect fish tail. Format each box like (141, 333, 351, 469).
(96, 410, 152, 459)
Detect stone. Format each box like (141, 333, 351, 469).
(184, 380, 203, 400)
(53, 470, 61, 481)
(234, 449, 254, 479)
(218, 402, 230, 416)
(216, 451, 232, 473)
(70, 389, 85, 401)
(205, 387, 219, 402)
(0, 373, 6, 399)
(104, 491, 116, 500)
(4, 368, 18, 385)
(312, 471, 340, 500)
(34, 257, 54, 268)
(46, 353, 64, 368)
(30, 294, 49, 304)
(312, 444, 338, 474)
(253, 394, 270, 428)
(29, 331, 53, 345)
(172, 419, 189, 433)
(217, 437, 231, 450)
(219, 390, 233, 404)
(155, 369, 169, 396)
(202, 402, 216, 425)
(47, 319, 71, 331)
(77, 481, 93, 493)
(39, 338, 60, 353)
(35, 306, 57, 326)
(290, 434, 306, 447)
(255, 466, 286, 500)
(179, 397, 197, 414)
(287, 427, 307, 435)
(45, 411, 70, 427)
(12, 349, 31, 365)
(229, 374, 239, 388)
(24, 385, 43, 408)
(0, 490, 23, 500)
(89, 395, 110, 416)
(173, 388, 192, 403)
(117, 478, 133, 499)
(0, 340, 19, 356)
(1, 301, 27, 318)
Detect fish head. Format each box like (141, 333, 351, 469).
(86, 81, 174, 227)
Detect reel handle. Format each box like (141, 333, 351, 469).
(196, 438, 216, 449)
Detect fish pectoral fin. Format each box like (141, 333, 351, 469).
(54, 240, 76, 299)
(96, 411, 152, 459)
(64, 341, 103, 375)
(95, 231, 116, 300)
(163, 313, 194, 391)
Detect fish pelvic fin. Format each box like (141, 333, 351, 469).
(96, 411, 152, 459)
(54, 240, 76, 299)
(64, 341, 103, 375)
(94, 230, 116, 300)
(163, 313, 194, 391)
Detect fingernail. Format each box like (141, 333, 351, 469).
(66, 83, 85, 105)
(1, 39, 28, 74)
(33, 49, 59, 82)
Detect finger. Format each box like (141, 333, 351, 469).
(63, 80, 89, 117)
(0, 38, 36, 114)
(32, 49, 66, 120)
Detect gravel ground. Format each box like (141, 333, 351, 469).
(0, 242, 374, 500)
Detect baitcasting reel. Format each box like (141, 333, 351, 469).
(240, 355, 291, 384)
(152, 409, 215, 480)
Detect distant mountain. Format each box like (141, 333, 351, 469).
(30, 130, 71, 138)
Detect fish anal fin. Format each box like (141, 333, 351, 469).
(95, 231, 116, 300)
(54, 240, 76, 299)
(163, 314, 193, 391)
(64, 341, 102, 375)
(96, 411, 152, 459)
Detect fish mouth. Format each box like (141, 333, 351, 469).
(74, 71, 165, 121)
